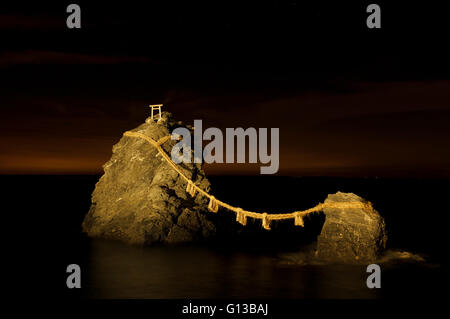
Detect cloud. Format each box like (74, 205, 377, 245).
(0, 14, 62, 30)
(0, 50, 151, 67)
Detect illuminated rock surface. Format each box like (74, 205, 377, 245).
(82, 112, 215, 244)
(82, 112, 387, 258)
(316, 192, 387, 263)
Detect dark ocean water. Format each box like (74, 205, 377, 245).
(3, 175, 449, 300)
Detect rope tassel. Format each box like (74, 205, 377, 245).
(208, 196, 219, 213)
(262, 213, 271, 230)
(294, 213, 304, 227)
(186, 181, 197, 197)
(236, 208, 247, 226)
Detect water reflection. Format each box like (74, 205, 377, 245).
(86, 239, 382, 299)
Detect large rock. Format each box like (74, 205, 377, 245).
(316, 192, 387, 263)
(82, 112, 216, 245)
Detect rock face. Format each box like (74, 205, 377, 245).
(316, 192, 387, 263)
(82, 112, 216, 245)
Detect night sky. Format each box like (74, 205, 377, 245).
(1, 1, 449, 177)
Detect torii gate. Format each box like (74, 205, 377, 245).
(149, 104, 163, 122)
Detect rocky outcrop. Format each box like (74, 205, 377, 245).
(82, 114, 388, 259)
(82, 112, 216, 245)
(316, 192, 387, 263)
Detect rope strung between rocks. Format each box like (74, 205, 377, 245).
(123, 131, 375, 230)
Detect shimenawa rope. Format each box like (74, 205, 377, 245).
(123, 131, 375, 230)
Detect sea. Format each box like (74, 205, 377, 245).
(3, 175, 449, 301)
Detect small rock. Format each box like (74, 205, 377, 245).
(316, 192, 387, 263)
